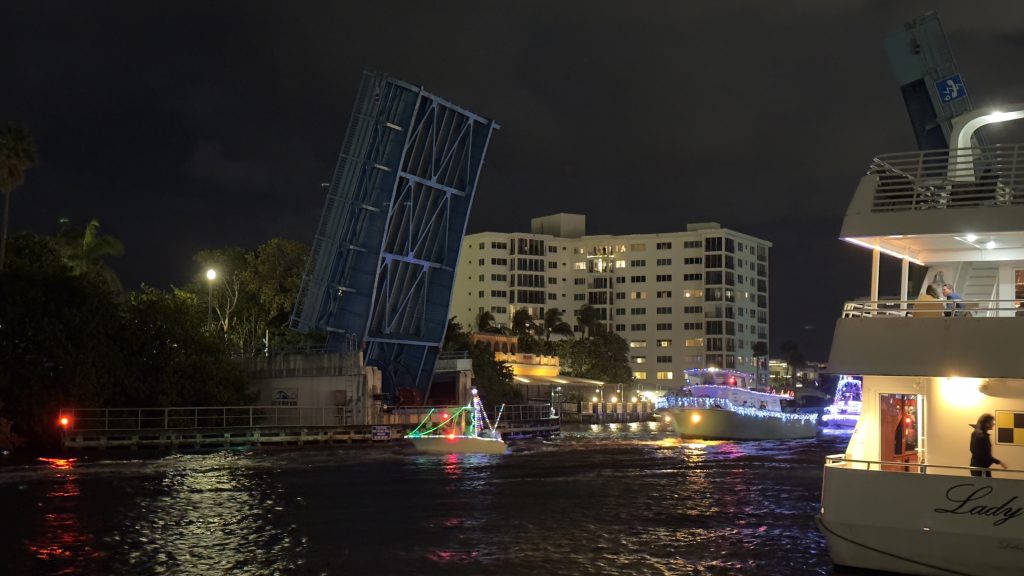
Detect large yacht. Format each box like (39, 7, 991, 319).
(817, 105, 1024, 575)
(662, 369, 818, 440)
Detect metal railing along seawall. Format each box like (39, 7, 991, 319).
(58, 406, 357, 431)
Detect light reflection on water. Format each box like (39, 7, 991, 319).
(110, 453, 304, 574)
(1, 424, 849, 576)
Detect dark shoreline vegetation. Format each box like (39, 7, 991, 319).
(0, 231, 312, 454)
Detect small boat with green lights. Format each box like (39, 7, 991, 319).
(405, 389, 508, 455)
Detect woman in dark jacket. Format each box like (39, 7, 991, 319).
(970, 413, 1008, 477)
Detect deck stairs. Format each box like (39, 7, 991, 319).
(950, 262, 999, 315)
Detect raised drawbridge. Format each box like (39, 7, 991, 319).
(291, 71, 499, 401)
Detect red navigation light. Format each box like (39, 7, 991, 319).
(446, 433, 456, 441)
(58, 416, 70, 429)
(905, 417, 911, 424)
(441, 412, 449, 420)
(729, 377, 736, 385)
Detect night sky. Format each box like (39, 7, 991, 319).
(4, 1, 1024, 360)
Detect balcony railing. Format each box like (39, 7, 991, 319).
(841, 298, 1024, 318)
(826, 453, 1024, 478)
(868, 143, 1024, 212)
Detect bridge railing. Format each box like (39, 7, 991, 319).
(58, 406, 353, 431)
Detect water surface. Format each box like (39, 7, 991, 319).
(0, 423, 852, 575)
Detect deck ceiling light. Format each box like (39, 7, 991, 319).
(986, 241, 997, 249)
(965, 234, 978, 242)
(842, 237, 923, 265)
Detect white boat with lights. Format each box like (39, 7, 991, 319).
(821, 375, 863, 429)
(662, 384, 818, 440)
(817, 103, 1024, 575)
(405, 389, 507, 455)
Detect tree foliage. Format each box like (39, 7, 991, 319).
(779, 340, 806, 386)
(187, 238, 313, 354)
(541, 307, 573, 341)
(55, 218, 125, 292)
(0, 234, 250, 450)
(443, 318, 520, 407)
(0, 123, 37, 272)
(558, 331, 632, 384)
(574, 304, 602, 337)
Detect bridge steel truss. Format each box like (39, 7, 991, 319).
(291, 71, 499, 399)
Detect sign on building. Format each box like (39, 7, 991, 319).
(272, 388, 298, 406)
(371, 425, 391, 441)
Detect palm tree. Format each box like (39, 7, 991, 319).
(511, 308, 535, 337)
(542, 307, 573, 341)
(476, 310, 497, 333)
(0, 124, 37, 272)
(751, 340, 768, 385)
(57, 218, 125, 291)
(779, 340, 805, 387)
(575, 304, 601, 338)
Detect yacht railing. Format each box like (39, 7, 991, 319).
(826, 453, 1024, 478)
(663, 397, 817, 423)
(841, 298, 1023, 318)
(869, 143, 1024, 212)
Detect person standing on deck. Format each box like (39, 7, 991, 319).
(969, 413, 1007, 477)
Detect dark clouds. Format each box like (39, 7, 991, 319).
(3, 1, 1023, 359)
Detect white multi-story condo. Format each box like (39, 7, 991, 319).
(450, 214, 771, 388)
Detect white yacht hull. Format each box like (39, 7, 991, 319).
(820, 464, 1024, 575)
(664, 408, 817, 440)
(821, 413, 860, 429)
(408, 435, 507, 455)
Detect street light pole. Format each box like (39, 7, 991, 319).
(206, 268, 217, 330)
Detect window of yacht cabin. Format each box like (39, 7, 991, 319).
(879, 394, 922, 472)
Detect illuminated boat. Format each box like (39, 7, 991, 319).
(817, 102, 1024, 575)
(662, 384, 818, 440)
(405, 389, 507, 455)
(821, 375, 863, 429)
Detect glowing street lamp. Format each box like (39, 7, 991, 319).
(206, 268, 217, 329)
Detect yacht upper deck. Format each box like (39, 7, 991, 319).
(841, 143, 1024, 260)
(828, 298, 1024, 377)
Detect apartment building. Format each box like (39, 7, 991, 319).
(450, 214, 770, 388)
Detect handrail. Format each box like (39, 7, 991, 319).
(868, 143, 1024, 212)
(825, 453, 1024, 478)
(57, 405, 356, 431)
(841, 298, 1024, 318)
